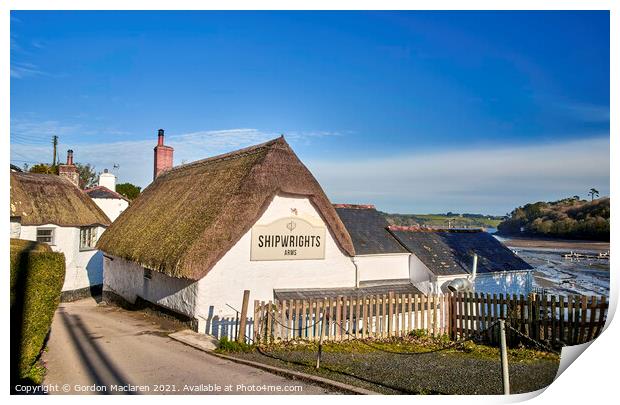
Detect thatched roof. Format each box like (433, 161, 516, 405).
(388, 227, 532, 276)
(97, 136, 355, 280)
(10, 172, 111, 227)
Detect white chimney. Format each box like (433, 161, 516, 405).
(99, 168, 116, 191)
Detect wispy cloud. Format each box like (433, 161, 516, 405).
(12, 119, 605, 215)
(10, 125, 342, 186)
(307, 136, 610, 215)
(10, 62, 47, 79)
(559, 102, 610, 124)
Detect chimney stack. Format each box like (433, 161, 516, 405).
(153, 128, 174, 180)
(58, 149, 80, 187)
(98, 168, 116, 191)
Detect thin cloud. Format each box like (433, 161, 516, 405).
(307, 136, 610, 215)
(10, 62, 47, 79)
(10, 126, 342, 187)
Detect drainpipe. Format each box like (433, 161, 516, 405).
(471, 253, 478, 280)
(352, 257, 360, 288)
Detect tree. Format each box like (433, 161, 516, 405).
(116, 183, 141, 201)
(75, 163, 98, 189)
(573, 195, 580, 201)
(588, 188, 599, 201)
(28, 164, 58, 174)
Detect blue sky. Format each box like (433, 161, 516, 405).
(10, 11, 610, 215)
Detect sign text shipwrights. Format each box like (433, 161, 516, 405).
(250, 217, 326, 261)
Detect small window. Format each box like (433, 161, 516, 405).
(36, 228, 54, 244)
(79, 226, 98, 250)
(144, 268, 152, 280)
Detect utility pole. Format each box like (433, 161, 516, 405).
(52, 135, 58, 166)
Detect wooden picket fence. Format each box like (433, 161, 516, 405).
(452, 293, 608, 346)
(252, 292, 608, 348)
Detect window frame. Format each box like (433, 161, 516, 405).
(36, 227, 55, 245)
(79, 226, 98, 251)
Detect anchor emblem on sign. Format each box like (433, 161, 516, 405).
(286, 220, 297, 232)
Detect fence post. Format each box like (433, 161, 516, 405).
(237, 290, 250, 343)
(499, 319, 510, 395)
(316, 300, 328, 369)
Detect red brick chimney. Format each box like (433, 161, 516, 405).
(153, 129, 174, 180)
(58, 149, 80, 187)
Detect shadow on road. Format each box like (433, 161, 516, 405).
(59, 308, 137, 394)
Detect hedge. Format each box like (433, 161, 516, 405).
(10, 239, 65, 383)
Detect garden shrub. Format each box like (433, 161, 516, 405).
(10, 239, 65, 384)
(217, 336, 253, 352)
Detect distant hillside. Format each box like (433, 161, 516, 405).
(497, 197, 610, 241)
(380, 212, 502, 229)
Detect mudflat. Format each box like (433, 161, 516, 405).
(501, 237, 609, 251)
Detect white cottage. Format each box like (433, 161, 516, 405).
(85, 169, 129, 222)
(388, 226, 533, 295)
(97, 133, 532, 333)
(10, 166, 111, 300)
(98, 135, 361, 331)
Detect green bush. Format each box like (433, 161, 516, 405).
(217, 336, 253, 352)
(10, 239, 65, 384)
(409, 329, 428, 338)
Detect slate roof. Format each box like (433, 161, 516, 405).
(85, 186, 129, 202)
(388, 227, 532, 276)
(334, 204, 409, 255)
(274, 281, 423, 301)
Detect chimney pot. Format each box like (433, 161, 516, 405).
(59, 149, 79, 187)
(153, 128, 173, 180)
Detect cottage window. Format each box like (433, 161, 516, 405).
(36, 228, 54, 244)
(80, 227, 98, 250)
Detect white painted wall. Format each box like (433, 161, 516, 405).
(91, 197, 129, 222)
(10, 220, 21, 238)
(355, 254, 410, 282)
(409, 254, 435, 294)
(101, 194, 357, 328)
(103, 255, 198, 315)
(196, 195, 357, 320)
(18, 224, 106, 291)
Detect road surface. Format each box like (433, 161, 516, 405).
(42, 299, 334, 395)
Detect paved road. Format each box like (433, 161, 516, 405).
(43, 299, 333, 395)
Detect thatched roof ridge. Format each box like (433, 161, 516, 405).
(97, 136, 355, 280)
(10, 172, 111, 227)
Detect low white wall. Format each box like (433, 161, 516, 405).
(356, 254, 410, 282)
(10, 220, 21, 238)
(103, 255, 198, 316)
(196, 195, 357, 320)
(409, 254, 435, 294)
(92, 198, 129, 222)
(18, 224, 106, 291)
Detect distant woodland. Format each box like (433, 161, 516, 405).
(381, 212, 503, 229)
(497, 197, 610, 241)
